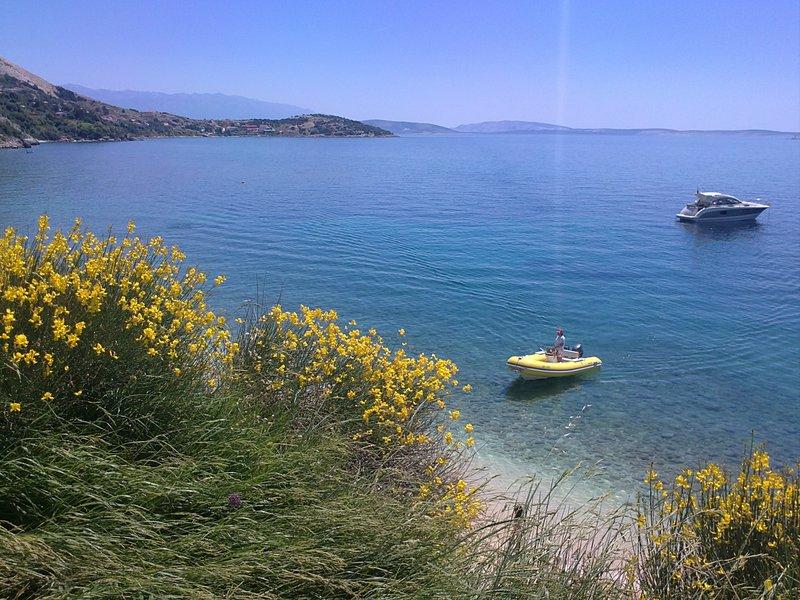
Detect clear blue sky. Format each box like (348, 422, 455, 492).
(2, 0, 798, 129)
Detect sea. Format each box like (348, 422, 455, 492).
(1, 134, 798, 502)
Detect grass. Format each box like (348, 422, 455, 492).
(1, 390, 479, 599)
(1, 395, 632, 599)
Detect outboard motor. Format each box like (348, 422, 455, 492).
(572, 344, 583, 358)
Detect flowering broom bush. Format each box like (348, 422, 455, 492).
(235, 304, 482, 525)
(634, 447, 799, 598)
(0, 216, 236, 437)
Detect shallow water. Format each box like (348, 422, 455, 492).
(1, 134, 798, 501)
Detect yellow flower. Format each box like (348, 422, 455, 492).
(449, 410, 460, 420)
(444, 431, 454, 445)
(127, 220, 136, 234)
(13, 333, 28, 348)
(9, 402, 21, 412)
(41, 392, 54, 401)
(693, 581, 712, 592)
(465, 437, 475, 447)
(92, 342, 105, 355)
(214, 274, 226, 286)
(464, 423, 474, 433)
(752, 450, 770, 471)
(73, 390, 83, 397)
(462, 384, 472, 393)
(398, 328, 405, 336)
(38, 214, 50, 234)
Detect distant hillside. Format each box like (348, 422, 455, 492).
(455, 120, 571, 133)
(570, 127, 798, 136)
(0, 56, 390, 148)
(64, 84, 311, 120)
(0, 57, 205, 148)
(454, 119, 796, 136)
(363, 119, 457, 135)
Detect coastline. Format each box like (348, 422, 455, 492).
(0, 130, 396, 150)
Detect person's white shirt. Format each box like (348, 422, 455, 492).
(554, 334, 566, 352)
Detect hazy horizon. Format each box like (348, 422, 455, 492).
(1, 0, 798, 130)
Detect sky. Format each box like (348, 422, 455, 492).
(1, 0, 799, 130)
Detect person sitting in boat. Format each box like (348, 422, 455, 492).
(552, 327, 566, 362)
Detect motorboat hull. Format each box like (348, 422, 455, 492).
(507, 352, 602, 380)
(676, 206, 768, 223)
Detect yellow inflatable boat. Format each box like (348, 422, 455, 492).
(507, 347, 602, 380)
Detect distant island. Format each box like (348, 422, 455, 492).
(0, 56, 391, 148)
(455, 120, 570, 133)
(63, 84, 312, 120)
(363, 119, 458, 135)
(366, 118, 797, 137)
(454, 120, 796, 136)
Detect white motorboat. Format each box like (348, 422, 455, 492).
(677, 191, 769, 223)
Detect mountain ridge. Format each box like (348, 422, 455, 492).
(64, 84, 311, 120)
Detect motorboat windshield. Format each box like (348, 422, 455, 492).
(695, 192, 743, 207)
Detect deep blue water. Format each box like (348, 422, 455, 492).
(1, 135, 798, 500)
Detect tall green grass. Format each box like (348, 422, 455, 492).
(1, 395, 478, 598)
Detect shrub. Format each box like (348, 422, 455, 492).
(634, 447, 799, 598)
(0, 216, 236, 439)
(235, 303, 482, 525)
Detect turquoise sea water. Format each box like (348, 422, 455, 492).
(1, 135, 798, 500)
